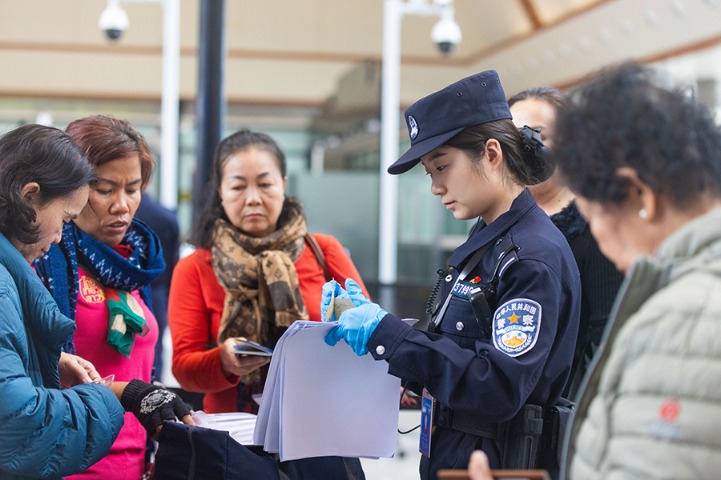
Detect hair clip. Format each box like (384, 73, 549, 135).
(519, 125, 545, 152)
(519, 125, 554, 185)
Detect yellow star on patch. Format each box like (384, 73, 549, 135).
(509, 313, 520, 323)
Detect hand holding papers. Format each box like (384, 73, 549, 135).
(253, 320, 401, 462)
(325, 303, 386, 356)
(321, 278, 387, 356)
(321, 279, 357, 322)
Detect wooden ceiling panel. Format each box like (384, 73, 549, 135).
(530, 0, 605, 25)
(1, 0, 721, 119)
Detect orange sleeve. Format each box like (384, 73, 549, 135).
(168, 251, 240, 393)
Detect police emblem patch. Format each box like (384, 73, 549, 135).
(492, 298, 541, 357)
(408, 115, 419, 140)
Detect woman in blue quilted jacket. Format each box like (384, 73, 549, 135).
(0, 124, 191, 480)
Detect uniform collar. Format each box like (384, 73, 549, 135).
(449, 189, 537, 267)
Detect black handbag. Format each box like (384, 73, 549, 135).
(154, 421, 281, 480)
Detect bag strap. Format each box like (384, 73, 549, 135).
(304, 233, 331, 282)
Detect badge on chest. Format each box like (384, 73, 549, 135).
(450, 277, 482, 298)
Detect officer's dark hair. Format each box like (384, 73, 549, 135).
(191, 129, 287, 248)
(0, 124, 93, 244)
(445, 118, 549, 186)
(507, 86, 570, 114)
(554, 61, 721, 206)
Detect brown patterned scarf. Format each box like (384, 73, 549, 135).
(211, 197, 309, 384)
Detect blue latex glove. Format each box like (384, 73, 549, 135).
(320, 278, 369, 322)
(324, 302, 387, 356)
(344, 278, 369, 306)
(320, 280, 346, 322)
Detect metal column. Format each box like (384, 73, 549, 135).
(193, 0, 226, 226)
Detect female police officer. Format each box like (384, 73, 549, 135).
(322, 70, 581, 480)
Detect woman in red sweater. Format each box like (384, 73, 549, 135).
(169, 129, 369, 479)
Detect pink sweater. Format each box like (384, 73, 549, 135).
(66, 266, 159, 480)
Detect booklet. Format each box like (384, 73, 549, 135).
(232, 338, 274, 357)
(253, 320, 401, 461)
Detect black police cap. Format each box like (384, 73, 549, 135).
(388, 70, 512, 175)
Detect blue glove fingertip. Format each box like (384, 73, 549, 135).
(321, 280, 339, 301)
(344, 278, 361, 295)
(345, 278, 370, 306)
(354, 345, 369, 356)
(320, 280, 340, 322)
(324, 325, 342, 347)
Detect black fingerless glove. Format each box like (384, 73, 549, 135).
(120, 379, 191, 435)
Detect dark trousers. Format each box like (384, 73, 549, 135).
(279, 456, 365, 480)
(419, 427, 500, 480)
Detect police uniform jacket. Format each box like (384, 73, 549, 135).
(567, 207, 721, 479)
(367, 189, 581, 477)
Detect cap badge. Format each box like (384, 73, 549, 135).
(408, 115, 418, 140)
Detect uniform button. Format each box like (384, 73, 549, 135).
(375, 345, 386, 355)
(456, 322, 464, 331)
(445, 274, 453, 282)
(495, 238, 503, 246)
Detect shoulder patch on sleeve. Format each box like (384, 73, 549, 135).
(492, 298, 541, 357)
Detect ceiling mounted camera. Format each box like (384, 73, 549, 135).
(431, 14, 462, 54)
(99, 0, 129, 41)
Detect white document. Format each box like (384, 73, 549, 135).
(254, 328, 291, 453)
(253, 320, 401, 461)
(191, 411, 258, 446)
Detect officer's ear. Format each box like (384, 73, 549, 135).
(484, 139, 503, 169)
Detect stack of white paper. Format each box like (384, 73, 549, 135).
(253, 320, 401, 462)
(191, 411, 258, 445)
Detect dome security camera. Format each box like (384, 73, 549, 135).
(99, 1, 129, 41)
(431, 15, 462, 54)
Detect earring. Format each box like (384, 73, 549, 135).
(639, 209, 648, 219)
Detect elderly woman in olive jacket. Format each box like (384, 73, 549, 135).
(567, 209, 721, 479)
(555, 63, 721, 479)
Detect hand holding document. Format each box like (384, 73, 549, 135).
(253, 320, 401, 462)
(321, 279, 357, 322)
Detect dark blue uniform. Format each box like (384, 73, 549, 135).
(367, 189, 580, 480)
